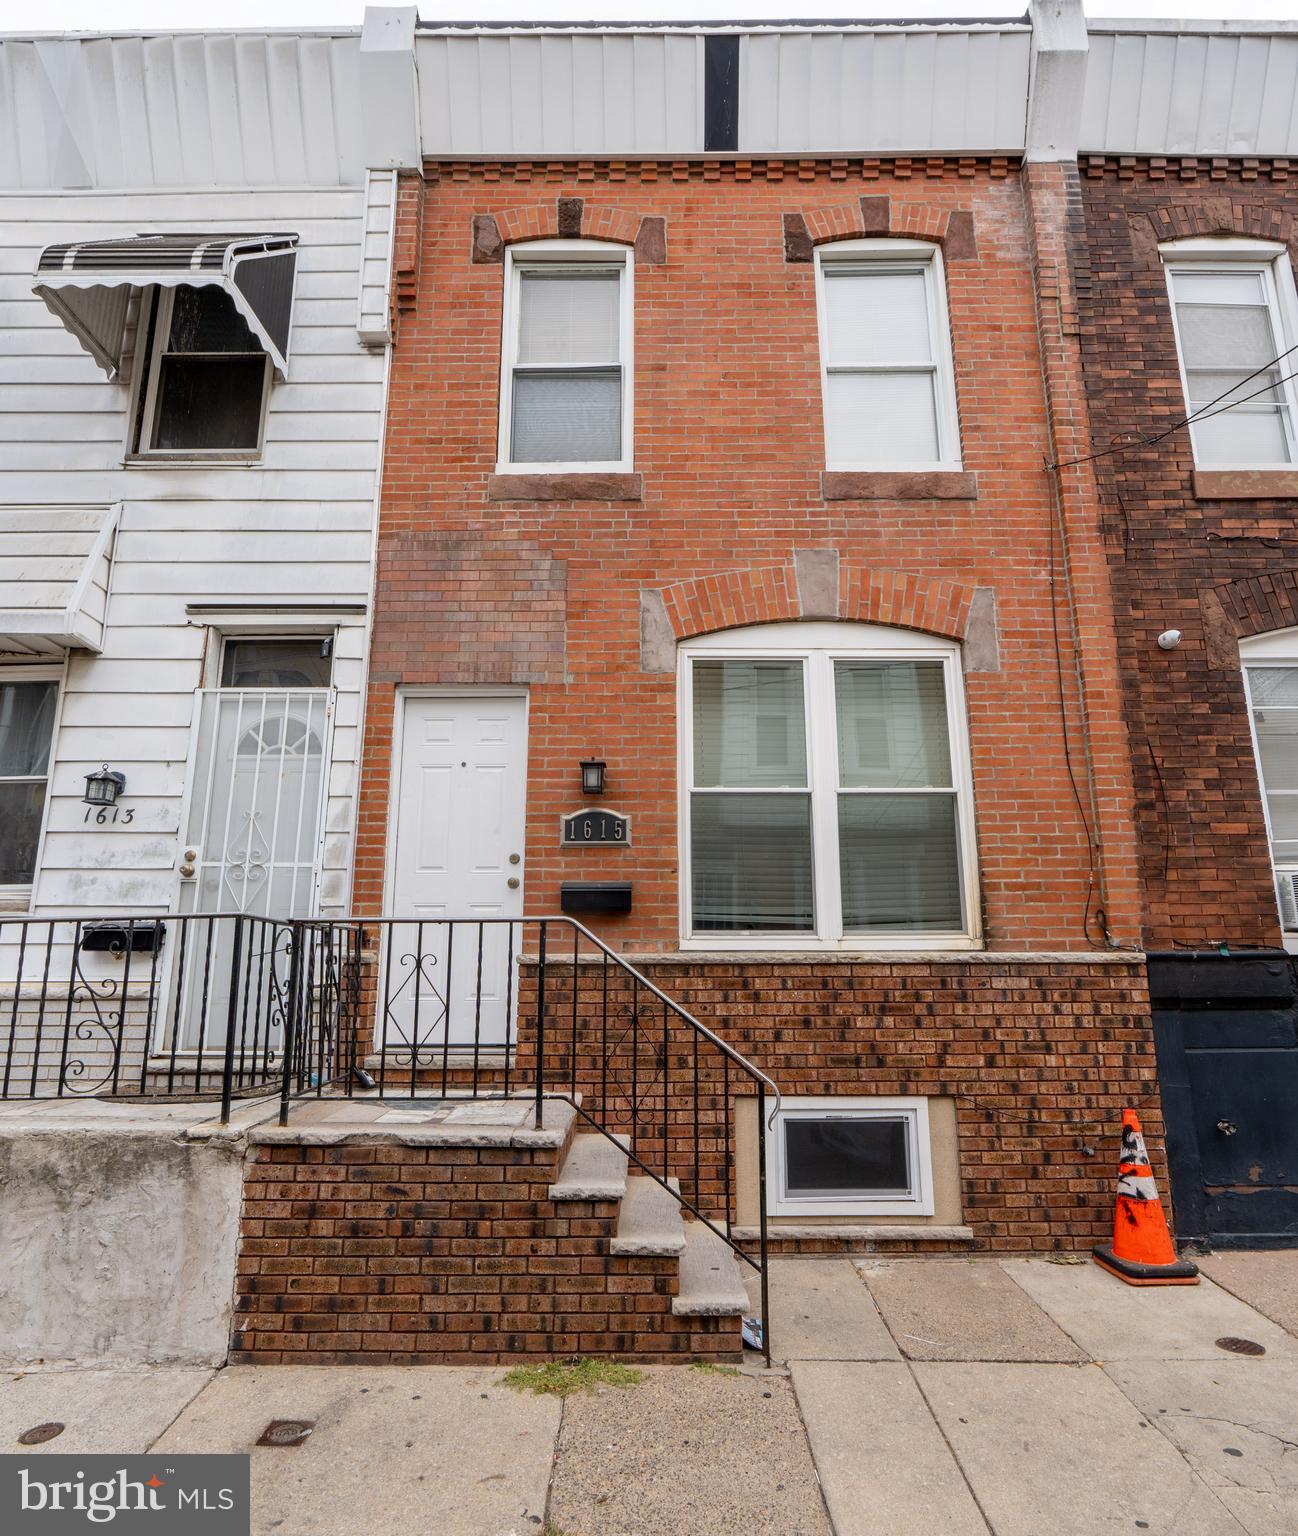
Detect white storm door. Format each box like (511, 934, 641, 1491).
(386, 694, 527, 1050)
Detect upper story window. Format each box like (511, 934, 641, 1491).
(679, 622, 979, 951)
(498, 241, 633, 473)
(1163, 242, 1298, 467)
(0, 670, 59, 892)
(1241, 632, 1298, 939)
(814, 240, 961, 472)
(131, 286, 271, 458)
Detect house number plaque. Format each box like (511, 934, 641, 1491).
(561, 809, 631, 846)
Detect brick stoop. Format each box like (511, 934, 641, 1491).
(230, 1099, 746, 1365)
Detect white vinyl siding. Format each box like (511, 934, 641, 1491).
(815, 240, 960, 471)
(1164, 248, 1298, 468)
(498, 241, 633, 473)
(679, 622, 980, 952)
(0, 188, 381, 916)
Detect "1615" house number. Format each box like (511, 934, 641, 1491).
(561, 809, 631, 846)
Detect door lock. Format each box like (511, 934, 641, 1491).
(1216, 1119, 1238, 1136)
(507, 877, 520, 889)
(509, 853, 521, 865)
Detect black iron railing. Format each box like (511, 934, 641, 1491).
(1, 911, 776, 1362)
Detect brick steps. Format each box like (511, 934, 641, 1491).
(230, 1099, 744, 1365)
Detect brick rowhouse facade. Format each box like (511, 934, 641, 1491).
(353, 156, 1161, 1253)
(1077, 156, 1298, 951)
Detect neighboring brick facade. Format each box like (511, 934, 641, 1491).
(518, 954, 1160, 1252)
(1076, 158, 1298, 949)
(232, 1134, 741, 1365)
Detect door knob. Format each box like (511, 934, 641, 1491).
(507, 877, 520, 889)
(509, 853, 521, 865)
(1216, 1119, 1238, 1136)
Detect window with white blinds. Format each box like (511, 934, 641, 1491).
(1242, 655, 1298, 932)
(815, 241, 961, 470)
(680, 623, 979, 950)
(499, 243, 632, 471)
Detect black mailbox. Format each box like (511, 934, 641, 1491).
(79, 921, 166, 957)
(560, 882, 633, 916)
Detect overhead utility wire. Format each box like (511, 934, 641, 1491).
(1047, 340, 1298, 474)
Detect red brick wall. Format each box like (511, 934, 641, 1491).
(1077, 158, 1298, 949)
(356, 157, 1134, 954)
(232, 1136, 741, 1365)
(520, 954, 1161, 1251)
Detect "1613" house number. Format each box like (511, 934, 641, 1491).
(83, 804, 135, 825)
(561, 809, 631, 846)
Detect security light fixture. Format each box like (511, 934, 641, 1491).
(83, 765, 126, 807)
(579, 758, 607, 795)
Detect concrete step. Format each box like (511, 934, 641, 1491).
(610, 1175, 686, 1256)
(672, 1222, 750, 1317)
(548, 1131, 629, 1201)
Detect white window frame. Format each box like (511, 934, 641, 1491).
(813, 238, 962, 473)
(127, 285, 272, 462)
(1239, 628, 1298, 947)
(0, 662, 64, 906)
(768, 1096, 935, 1217)
(496, 239, 634, 475)
(1160, 238, 1298, 470)
(677, 621, 981, 952)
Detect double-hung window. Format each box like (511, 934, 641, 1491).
(680, 623, 979, 950)
(1163, 243, 1298, 467)
(498, 241, 633, 473)
(0, 670, 59, 893)
(1241, 634, 1298, 938)
(815, 239, 961, 470)
(132, 285, 271, 457)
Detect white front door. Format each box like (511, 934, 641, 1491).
(386, 693, 527, 1050)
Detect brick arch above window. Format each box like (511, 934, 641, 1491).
(472, 200, 666, 263)
(1148, 202, 1294, 247)
(784, 199, 976, 263)
(655, 557, 977, 645)
(1212, 568, 1298, 643)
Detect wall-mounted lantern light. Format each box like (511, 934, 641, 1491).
(83, 764, 126, 807)
(579, 758, 607, 796)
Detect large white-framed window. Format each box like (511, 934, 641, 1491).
(814, 238, 961, 471)
(768, 1096, 934, 1217)
(497, 239, 634, 474)
(1240, 630, 1298, 943)
(0, 666, 61, 899)
(678, 622, 980, 951)
(1162, 240, 1298, 468)
(128, 285, 272, 459)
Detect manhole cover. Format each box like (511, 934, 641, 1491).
(1216, 1336, 1266, 1356)
(256, 1419, 315, 1447)
(18, 1422, 65, 1445)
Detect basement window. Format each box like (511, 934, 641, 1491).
(1163, 242, 1298, 467)
(130, 286, 271, 458)
(498, 240, 633, 473)
(769, 1098, 934, 1217)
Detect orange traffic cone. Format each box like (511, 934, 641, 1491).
(1093, 1109, 1199, 1286)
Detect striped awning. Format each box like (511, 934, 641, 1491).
(33, 233, 299, 380)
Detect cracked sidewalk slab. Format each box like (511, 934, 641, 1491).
(0, 1368, 214, 1454)
(1104, 1358, 1298, 1536)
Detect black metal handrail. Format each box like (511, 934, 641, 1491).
(0, 910, 776, 1363)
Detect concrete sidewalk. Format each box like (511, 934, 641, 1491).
(4, 1253, 1295, 1535)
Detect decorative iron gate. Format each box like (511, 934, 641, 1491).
(1150, 951, 1298, 1249)
(172, 687, 333, 1052)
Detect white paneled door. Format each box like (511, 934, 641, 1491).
(386, 694, 527, 1050)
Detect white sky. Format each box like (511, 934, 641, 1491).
(4, 1, 1298, 33)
